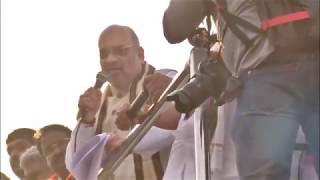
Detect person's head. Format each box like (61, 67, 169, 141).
(6, 128, 35, 178)
(20, 146, 52, 180)
(98, 25, 145, 91)
(34, 124, 71, 177)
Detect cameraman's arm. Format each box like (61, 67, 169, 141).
(163, 0, 206, 43)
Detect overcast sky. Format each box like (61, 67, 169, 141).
(1, 0, 193, 178)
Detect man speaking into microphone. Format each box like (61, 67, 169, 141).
(66, 24, 178, 180)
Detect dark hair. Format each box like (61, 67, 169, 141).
(38, 124, 71, 138)
(6, 128, 36, 145)
(35, 124, 71, 154)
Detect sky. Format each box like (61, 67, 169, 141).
(1, 0, 193, 178)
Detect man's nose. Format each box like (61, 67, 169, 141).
(101, 53, 118, 64)
(52, 143, 66, 155)
(51, 143, 60, 152)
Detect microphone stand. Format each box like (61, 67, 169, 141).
(98, 66, 190, 179)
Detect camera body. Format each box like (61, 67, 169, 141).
(167, 49, 230, 113)
(167, 28, 241, 113)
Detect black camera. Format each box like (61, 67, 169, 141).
(167, 58, 231, 113)
(188, 28, 217, 49)
(166, 27, 242, 113)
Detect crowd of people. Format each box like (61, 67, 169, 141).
(5, 125, 72, 180)
(3, 0, 319, 180)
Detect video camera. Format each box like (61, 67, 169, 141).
(167, 28, 242, 113)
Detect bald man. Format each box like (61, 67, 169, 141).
(66, 25, 176, 180)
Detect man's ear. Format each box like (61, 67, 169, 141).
(137, 46, 145, 62)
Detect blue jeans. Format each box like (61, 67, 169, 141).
(232, 53, 319, 180)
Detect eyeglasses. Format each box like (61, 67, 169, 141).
(99, 45, 136, 59)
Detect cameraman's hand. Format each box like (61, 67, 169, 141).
(78, 87, 102, 124)
(143, 73, 172, 103)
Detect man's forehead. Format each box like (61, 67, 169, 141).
(40, 131, 68, 144)
(99, 28, 133, 47)
(7, 139, 32, 154)
(42, 130, 68, 139)
(7, 139, 31, 147)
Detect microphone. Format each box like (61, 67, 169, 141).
(94, 71, 109, 89)
(79, 71, 108, 121)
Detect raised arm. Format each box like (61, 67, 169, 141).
(163, 0, 206, 43)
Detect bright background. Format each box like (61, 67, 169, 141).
(1, 0, 194, 178)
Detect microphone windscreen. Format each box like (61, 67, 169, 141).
(94, 71, 108, 89)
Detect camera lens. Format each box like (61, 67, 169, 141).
(167, 74, 214, 113)
(167, 59, 230, 113)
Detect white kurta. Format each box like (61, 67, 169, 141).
(163, 114, 195, 180)
(66, 65, 175, 180)
(193, 99, 240, 180)
(161, 100, 239, 180)
(210, 100, 239, 180)
(66, 124, 175, 180)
